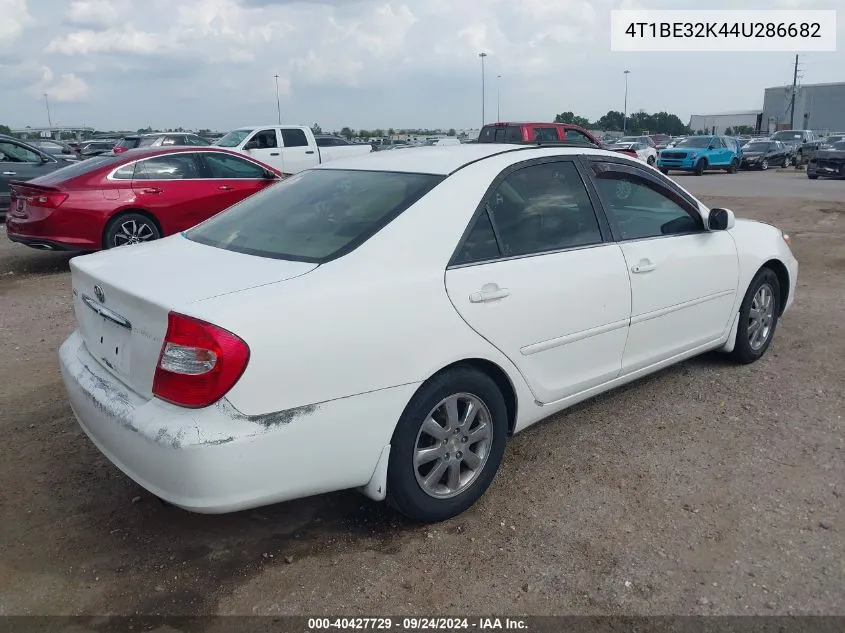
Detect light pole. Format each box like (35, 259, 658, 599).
(44, 93, 53, 128)
(497, 74, 502, 122)
(478, 52, 488, 127)
(622, 70, 630, 135)
(273, 74, 282, 125)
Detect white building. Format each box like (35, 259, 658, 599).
(687, 110, 763, 135)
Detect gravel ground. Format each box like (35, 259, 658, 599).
(0, 174, 843, 618)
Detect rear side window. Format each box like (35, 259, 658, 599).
(281, 129, 309, 147)
(134, 154, 202, 180)
(533, 127, 558, 143)
(186, 169, 444, 263)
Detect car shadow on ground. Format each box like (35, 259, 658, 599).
(0, 240, 77, 277)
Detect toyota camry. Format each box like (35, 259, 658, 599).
(59, 144, 798, 523)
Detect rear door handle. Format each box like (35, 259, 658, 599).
(217, 185, 234, 191)
(140, 187, 162, 194)
(270, 152, 280, 156)
(2, 171, 16, 176)
(305, 150, 315, 154)
(469, 284, 510, 303)
(631, 259, 656, 274)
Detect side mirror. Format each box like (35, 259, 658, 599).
(708, 208, 735, 231)
(41, 155, 52, 163)
(708, 144, 715, 150)
(262, 169, 277, 180)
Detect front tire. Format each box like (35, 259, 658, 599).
(727, 158, 739, 174)
(731, 268, 781, 365)
(647, 155, 656, 166)
(783, 156, 791, 168)
(386, 367, 508, 522)
(659, 167, 669, 175)
(103, 212, 161, 249)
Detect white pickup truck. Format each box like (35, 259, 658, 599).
(214, 125, 372, 174)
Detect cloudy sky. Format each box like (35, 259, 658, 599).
(0, 0, 841, 132)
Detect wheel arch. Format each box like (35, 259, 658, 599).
(761, 258, 790, 316)
(422, 358, 519, 436)
(102, 208, 162, 248)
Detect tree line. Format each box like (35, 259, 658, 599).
(554, 110, 689, 135)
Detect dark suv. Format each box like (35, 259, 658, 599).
(0, 134, 79, 220)
(113, 133, 211, 154)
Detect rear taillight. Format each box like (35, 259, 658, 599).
(113, 147, 127, 153)
(29, 192, 68, 209)
(152, 312, 250, 409)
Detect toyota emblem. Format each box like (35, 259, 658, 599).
(94, 285, 105, 303)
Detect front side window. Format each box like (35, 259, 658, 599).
(202, 152, 266, 179)
(134, 154, 201, 180)
(215, 129, 251, 147)
(245, 129, 278, 150)
(591, 166, 703, 240)
(0, 141, 41, 163)
(565, 129, 596, 146)
(483, 161, 602, 258)
(186, 169, 443, 262)
(281, 129, 309, 147)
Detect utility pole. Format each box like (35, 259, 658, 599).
(478, 53, 488, 127)
(274, 74, 282, 125)
(44, 93, 53, 128)
(497, 74, 502, 122)
(622, 70, 630, 134)
(789, 54, 799, 129)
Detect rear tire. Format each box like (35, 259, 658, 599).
(727, 158, 739, 174)
(783, 156, 791, 168)
(760, 158, 769, 171)
(103, 212, 161, 249)
(659, 167, 669, 175)
(730, 268, 781, 365)
(647, 155, 655, 166)
(694, 158, 707, 176)
(386, 367, 508, 523)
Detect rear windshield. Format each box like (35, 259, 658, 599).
(186, 169, 444, 263)
(477, 125, 522, 143)
(115, 138, 139, 149)
(31, 155, 121, 185)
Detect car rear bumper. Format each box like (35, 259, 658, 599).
(59, 330, 414, 513)
(6, 213, 98, 251)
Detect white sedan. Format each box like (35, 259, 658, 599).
(610, 139, 659, 165)
(59, 144, 798, 523)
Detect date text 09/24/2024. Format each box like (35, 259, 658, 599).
(306, 617, 528, 630)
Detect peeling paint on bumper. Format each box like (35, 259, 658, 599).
(59, 331, 419, 513)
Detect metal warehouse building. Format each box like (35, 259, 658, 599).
(762, 81, 845, 135)
(687, 110, 763, 135)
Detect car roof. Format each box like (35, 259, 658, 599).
(110, 146, 262, 160)
(315, 144, 621, 175)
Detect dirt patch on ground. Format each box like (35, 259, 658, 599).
(0, 193, 842, 618)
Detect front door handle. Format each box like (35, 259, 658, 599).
(270, 152, 280, 156)
(218, 185, 234, 191)
(140, 187, 162, 194)
(631, 259, 656, 274)
(469, 283, 510, 303)
(2, 171, 16, 176)
(305, 150, 315, 154)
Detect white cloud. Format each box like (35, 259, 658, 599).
(0, 0, 31, 50)
(46, 26, 178, 55)
(67, 0, 122, 26)
(47, 73, 91, 101)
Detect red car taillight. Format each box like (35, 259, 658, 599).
(29, 192, 69, 209)
(113, 146, 128, 153)
(152, 312, 250, 409)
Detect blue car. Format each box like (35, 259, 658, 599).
(658, 135, 741, 175)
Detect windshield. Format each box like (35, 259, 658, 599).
(771, 131, 803, 141)
(215, 130, 252, 147)
(676, 137, 712, 148)
(186, 169, 444, 263)
(745, 142, 771, 151)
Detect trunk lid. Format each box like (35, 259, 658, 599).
(70, 235, 318, 398)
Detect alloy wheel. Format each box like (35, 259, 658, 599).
(113, 219, 156, 246)
(413, 393, 493, 499)
(748, 283, 775, 351)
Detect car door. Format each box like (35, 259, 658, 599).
(0, 140, 57, 210)
(445, 158, 632, 405)
(242, 129, 283, 171)
(198, 151, 276, 212)
(279, 128, 317, 173)
(587, 160, 739, 374)
(130, 152, 219, 233)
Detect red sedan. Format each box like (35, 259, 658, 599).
(5, 147, 283, 252)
